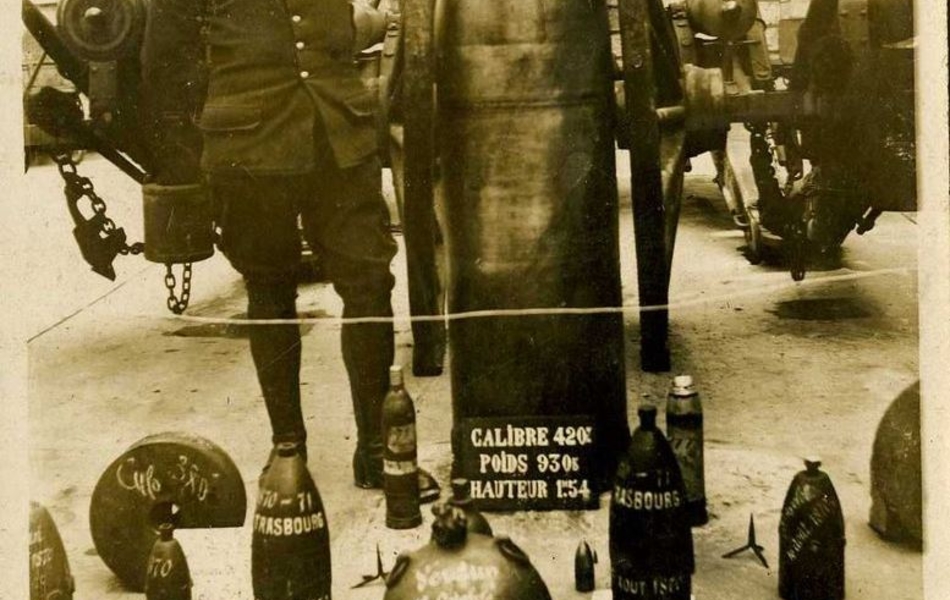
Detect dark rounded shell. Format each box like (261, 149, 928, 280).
(30, 502, 75, 600)
(385, 533, 551, 600)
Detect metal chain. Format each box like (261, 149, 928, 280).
(746, 123, 782, 207)
(50, 151, 144, 255)
(769, 126, 809, 281)
(746, 122, 809, 280)
(49, 151, 202, 310)
(771, 126, 804, 197)
(165, 263, 193, 314)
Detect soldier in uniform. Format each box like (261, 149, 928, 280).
(141, 0, 439, 499)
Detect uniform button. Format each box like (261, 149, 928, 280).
(291, 14, 301, 23)
(299, 70, 309, 78)
(296, 41, 305, 49)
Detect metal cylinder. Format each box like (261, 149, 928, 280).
(56, 0, 147, 61)
(382, 366, 423, 529)
(666, 374, 708, 526)
(436, 0, 629, 487)
(143, 182, 215, 264)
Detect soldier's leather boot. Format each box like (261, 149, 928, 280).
(353, 446, 441, 503)
(352, 443, 384, 489)
(343, 322, 441, 501)
(340, 277, 441, 501)
(342, 319, 441, 502)
(341, 314, 390, 484)
(417, 469, 441, 503)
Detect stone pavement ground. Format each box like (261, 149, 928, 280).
(22, 148, 922, 599)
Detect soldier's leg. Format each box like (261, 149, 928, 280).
(330, 250, 396, 489)
(304, 153, 439, 500)
(213, 174, 307, 448)
(302, 154, 395, 487)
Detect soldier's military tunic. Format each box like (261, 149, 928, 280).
(143, 0, 395, 272)
(142, 0, 397, 455)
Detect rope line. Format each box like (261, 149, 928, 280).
(164, 266, 913, 327)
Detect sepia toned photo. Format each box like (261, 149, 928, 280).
(15, 0, 945, 599)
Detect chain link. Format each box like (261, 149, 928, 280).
(49, 150, 201, 312)
(746, 123, 781, 199)
(165, 263, 193, 314)
(50, 151, 144, 255)
(746, 122, 809, 280)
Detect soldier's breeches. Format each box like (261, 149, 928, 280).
(210, 157, 396, 448)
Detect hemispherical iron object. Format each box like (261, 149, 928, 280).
(869, 381, 922, 547)
(385, 504, 552, 600)
(685, 0, 758, 41)
(89, 433, 247, 591)
(30, 502, 75, 600)
(57, 0, 147, 61)
(868, 0, 914, 47)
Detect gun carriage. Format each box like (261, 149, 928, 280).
(22, 0, 916, 370)
(604, 0, 915, 368)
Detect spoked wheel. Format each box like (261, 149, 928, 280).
(744, 205, 764, 265)
(787, 223, 808, 282)
(398, 0, 447, 375)
(617, 0, 690, 372)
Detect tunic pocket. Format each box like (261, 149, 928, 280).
(197, 102, 276, 172)
(197, 104, 263, 132)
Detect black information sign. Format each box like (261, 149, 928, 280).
(458, 415, 598, 511)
